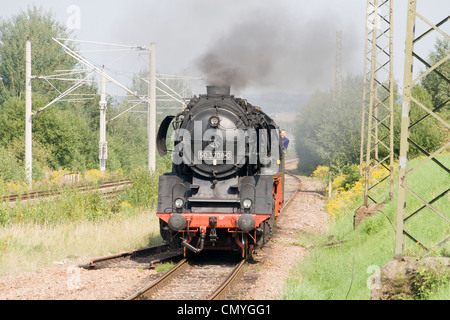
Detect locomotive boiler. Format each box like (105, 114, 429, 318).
(156, 86, 284, 257)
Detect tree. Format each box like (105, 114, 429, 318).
(295, 75, 366, 174)
(408, 84, 447, 158)
(0, 5, 76, 101)
(0, 6, 100, 177)
(295, 39, 448, 175)
(421, 38, 450, 112)
(419, 38, 450, 155)
(0, 146, 24, 182)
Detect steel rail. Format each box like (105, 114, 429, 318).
(125, 258, 188, 300)
(280, 171, 302, 212)
(2, 179, 131, 205)
(207, 259, 246, 300)
(81, 243, 176, 269)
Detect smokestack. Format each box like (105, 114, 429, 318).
(206, 85, 231, 96)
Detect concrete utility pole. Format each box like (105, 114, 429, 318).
(52, 38, 153, 172)
(99, 67, 108, 172)
(148, 43, 156, 172)
(25, 37, 32, 187)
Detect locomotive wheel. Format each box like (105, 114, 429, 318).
(256, 218, 273, 247)
(242, 233, 252, 259)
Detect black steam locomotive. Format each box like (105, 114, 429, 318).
(156, 86, 284, 257)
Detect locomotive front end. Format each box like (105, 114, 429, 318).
(156, 86, 283, 257)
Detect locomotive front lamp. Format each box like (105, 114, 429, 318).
(209, 116, 220, 127)
(242, 198, 252, 209)
(174, 198, 184, 209)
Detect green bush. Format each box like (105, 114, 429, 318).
(0, 147, 24, 182)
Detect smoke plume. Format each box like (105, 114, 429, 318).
(112, 1, 362, 94)
(195, 6, 360, 93)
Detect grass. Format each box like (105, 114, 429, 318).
(0, 167, 161, 226)
(0, 208, 162, 273)
(0, 166, 166, 274)
(0, 168, 125, 198)
(155, 261, 175, 272)
(283, 154, 449, 300)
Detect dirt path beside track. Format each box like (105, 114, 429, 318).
(234, 161, 329, 299)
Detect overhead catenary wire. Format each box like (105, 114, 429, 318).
(31, 38, 196, 176)
(55, 38, 148, 50)
(76, 49, 141, 53)
(156, 77, 184, 100)
(32, 72, 94, 115)
(106, 100, 146, 124)
(141, 77, 185, 106)
(52, 37, 149, 103)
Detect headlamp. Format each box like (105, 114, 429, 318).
(242, 198, 252, 209)
(174, 198, 184, 209)
(209, 116, 220, 127)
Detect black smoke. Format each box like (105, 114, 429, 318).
(195, 6, 360, 93)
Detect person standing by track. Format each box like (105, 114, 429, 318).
(280, 129, 289, 150)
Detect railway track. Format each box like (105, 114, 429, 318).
(282, 171, 302, 212)
(2, 179, 131, 206)
(81, 158, 302, 300)
(126, 254, 246, 300)
(125, 169, 302, 301)
(80, 243, 183, 270)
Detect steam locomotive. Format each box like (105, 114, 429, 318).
(156, 86, 284, 257)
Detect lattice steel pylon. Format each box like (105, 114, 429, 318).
(359, 0, 395, 206)
(394, 1, 450, 260)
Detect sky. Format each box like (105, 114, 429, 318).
(1, 0, 449, 97)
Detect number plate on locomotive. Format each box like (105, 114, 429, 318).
(198, 151, 233, 160)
